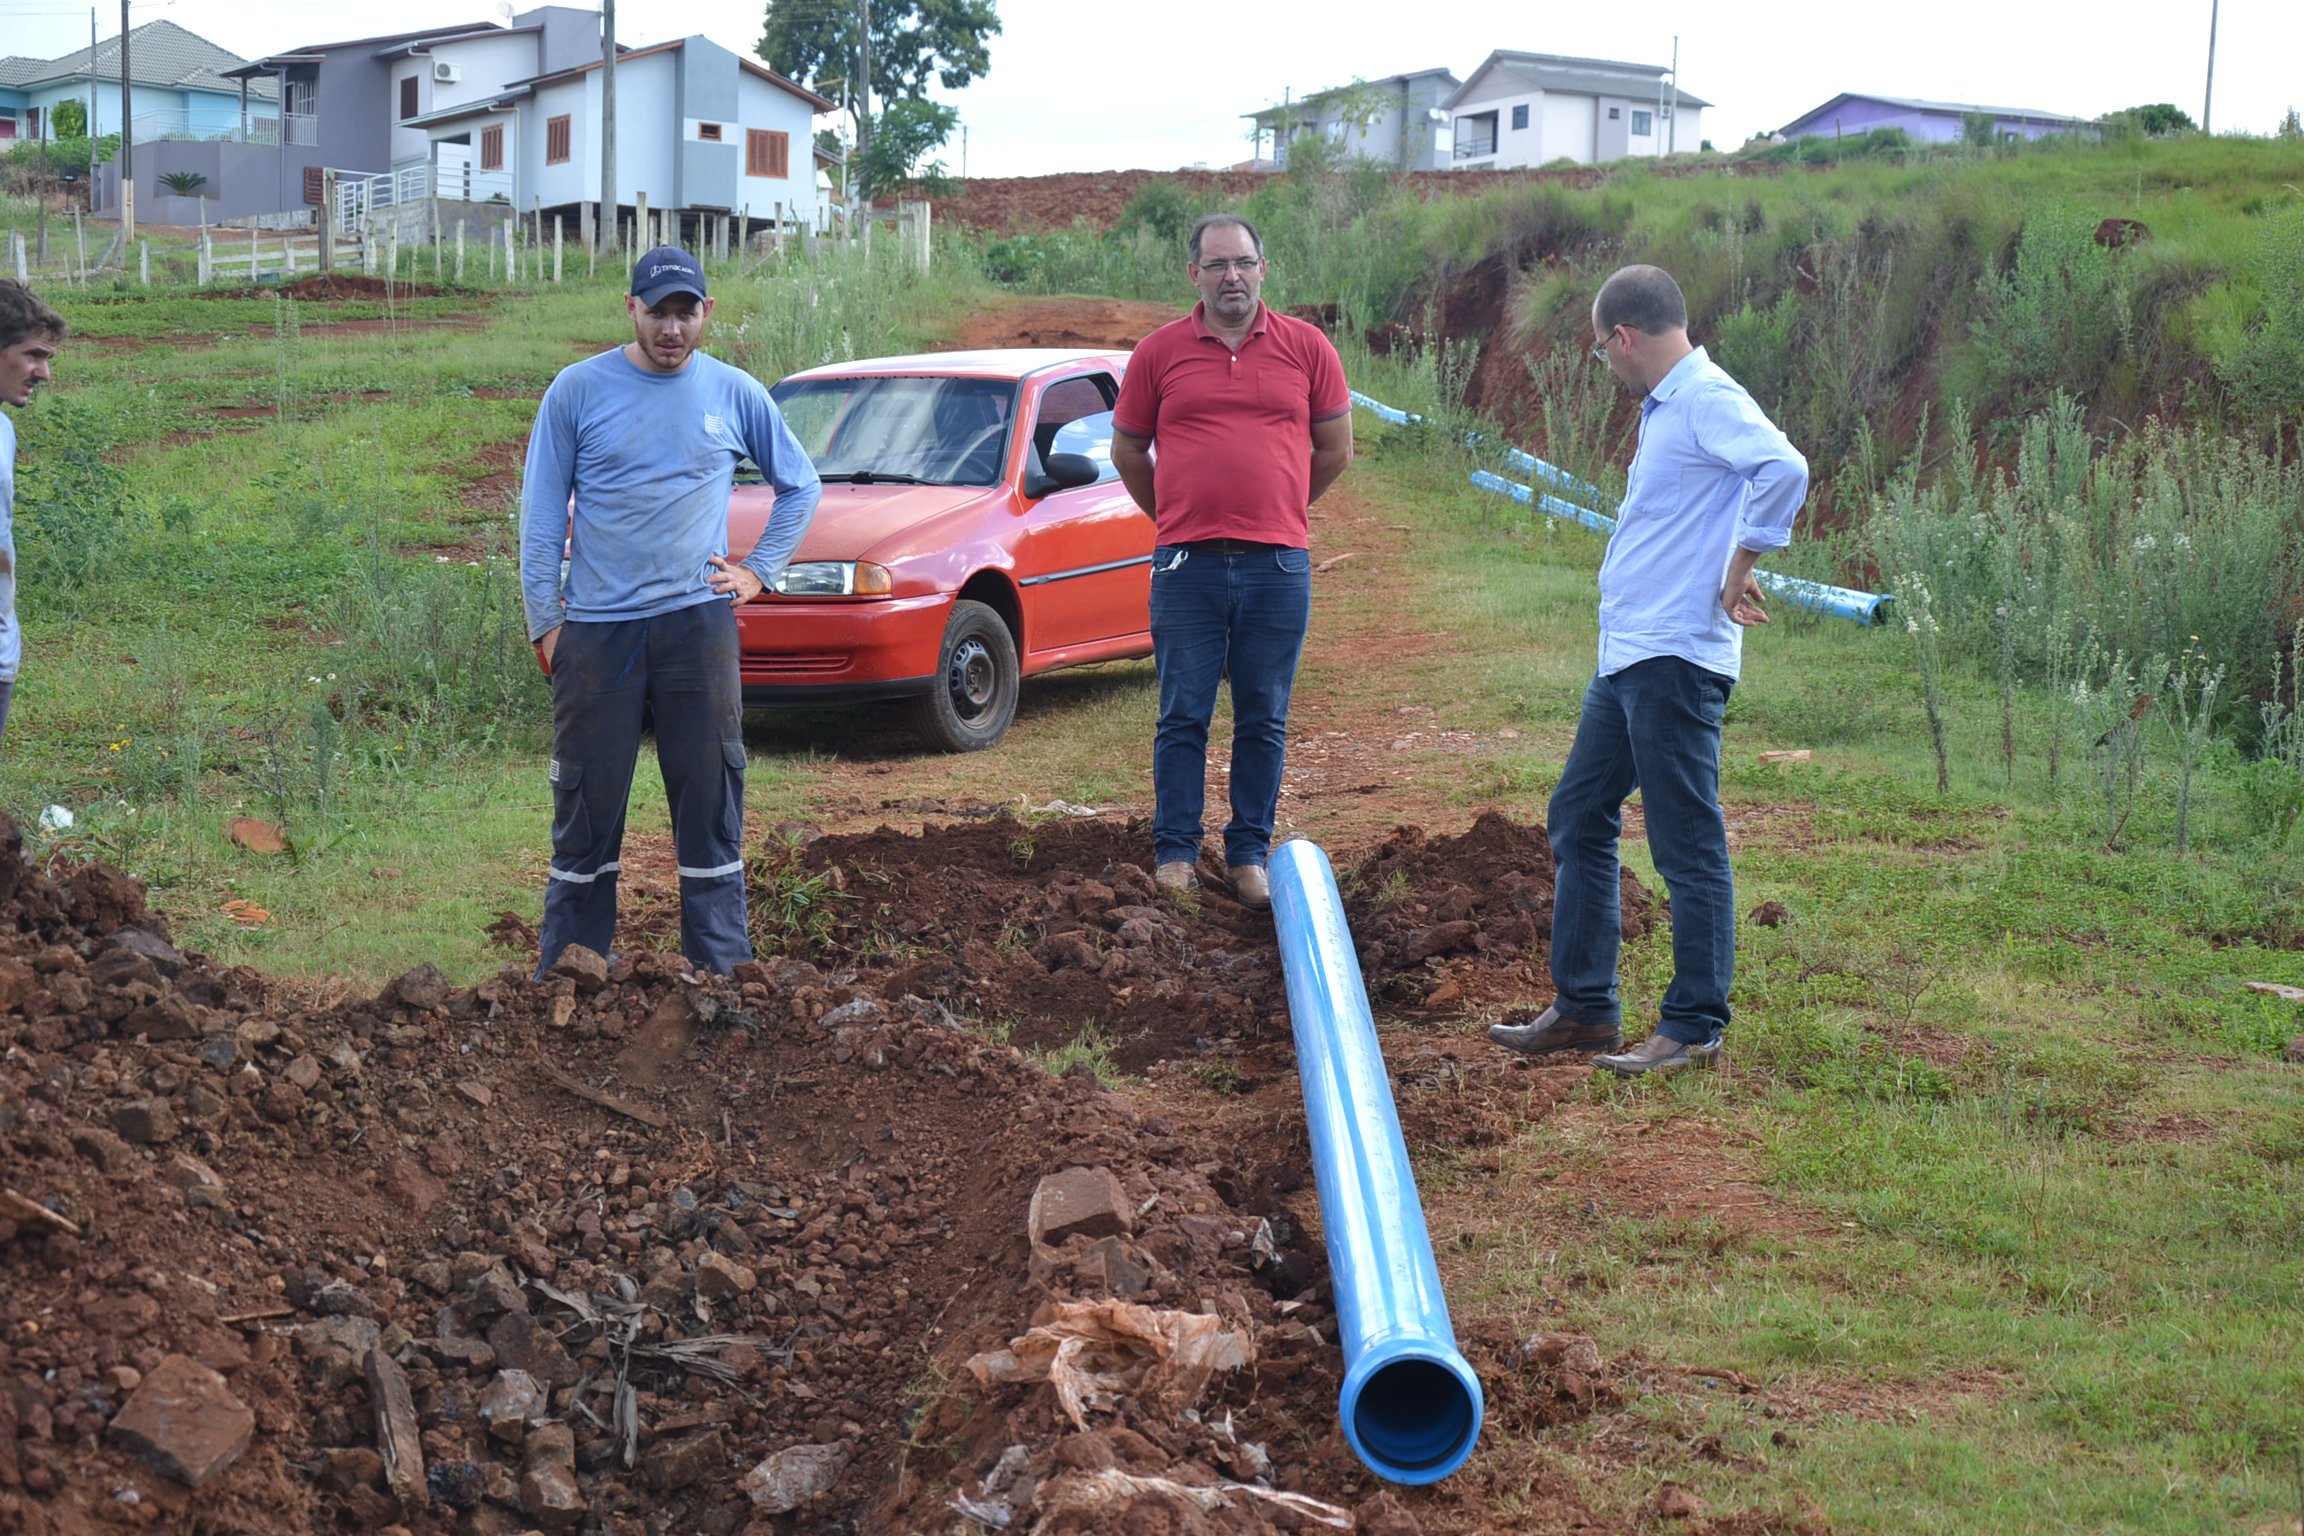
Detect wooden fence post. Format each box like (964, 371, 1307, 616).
(634, 192, 649, 258)
(138, 239, 148, 285)
(9, 231, 25, 282)
(197, 229, 211, 285)
(553, 216, 563, 283)
(318, 169, 336, 274)
(456, 220, 467, 283)
(504, 219, 515, 282)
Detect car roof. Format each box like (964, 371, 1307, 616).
(779, 348, 1132, 384)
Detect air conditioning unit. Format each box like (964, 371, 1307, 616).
(432, 61, 461, 84)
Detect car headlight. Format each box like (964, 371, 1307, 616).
(772, 561, 893, 597)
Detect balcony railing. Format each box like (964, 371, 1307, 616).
(126, 108, 286, 146)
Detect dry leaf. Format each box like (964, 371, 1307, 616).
(227, 816, 289, 854)
(221, 899, 271, 926)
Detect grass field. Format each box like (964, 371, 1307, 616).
(4, 218, 2302, 1530)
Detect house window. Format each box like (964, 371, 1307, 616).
(1608, 106, 1620, 121)
(481, 125, 505, 171)
(399, 75, 419, 121)
(698, 122, 723, 142)
(287, 79, 315, 116)
(1632, 110, 1653, 136)
(303, 165, 324, 204)
(545, 115, 569, 164)
(746, 128, 789, 178)
(1511, 104, 1529, 131)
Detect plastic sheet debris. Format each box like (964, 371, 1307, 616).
(964, 1300, 1250, 1430)
(38, 805, 73, 831)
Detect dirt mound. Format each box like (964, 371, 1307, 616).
(1, 806, 1668, 1535)
(721, 809, 1652, 1072)
(201, 273, 448, 302)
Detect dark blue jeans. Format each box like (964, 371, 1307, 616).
(1148, 542, 1312, 870)
(1547, 656, 1735, 1045)
(538, 601, 752, 979)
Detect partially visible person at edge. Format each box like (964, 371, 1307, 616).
(1489, 263, 1807, 1076)
(1111, 214, 1353, 912)
(519, 246, 820, 981)
(0, 280, 66, 748)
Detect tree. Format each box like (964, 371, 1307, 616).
(2279, 107, 2302, 141)
(2099, 102, 2197, 137)
(759, 0, 995, 203)
(758, 0, 998, 106)
(860, 96, 956, 191)
(50, 97, 87, 139)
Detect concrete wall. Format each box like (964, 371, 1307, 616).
(733, 68, 818, 224)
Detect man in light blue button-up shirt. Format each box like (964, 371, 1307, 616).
(1490, 265, 1808, 1076)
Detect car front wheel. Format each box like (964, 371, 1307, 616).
(909, 599, 1019, 752)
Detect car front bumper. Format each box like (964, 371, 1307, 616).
(735, 592, 951, 707)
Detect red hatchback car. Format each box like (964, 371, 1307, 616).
(726, 348, 1153, 751)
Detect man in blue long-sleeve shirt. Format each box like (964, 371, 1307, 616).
(519, 246, 820, 979)
(1490, 264, 1808, 1075)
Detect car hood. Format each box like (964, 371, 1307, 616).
(730, 480, 1003, 565)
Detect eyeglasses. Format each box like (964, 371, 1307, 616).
(1590, 327, 1619, 363)
(1195, 258, 1261, 276)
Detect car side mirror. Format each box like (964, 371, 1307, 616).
(1024, 451, 1103, 500)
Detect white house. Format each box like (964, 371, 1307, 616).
(1443, 51, 1708, 168)
(405, 32, 831, 237)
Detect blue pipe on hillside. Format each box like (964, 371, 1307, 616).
(1465, 471, 1895, 626)
(1269, 840, 1483, 1485)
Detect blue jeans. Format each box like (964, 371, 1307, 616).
(538, 601, 752, 980)
(1547, 656, 1735, 1045)
(1148, 542, 1312, 870)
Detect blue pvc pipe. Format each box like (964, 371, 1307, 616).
(1344, 386, 1894, 626)
(1269, 840, 1483, 1485)
(1464, 471, 1895, 627)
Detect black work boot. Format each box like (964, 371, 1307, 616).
(1486, 1005, 1622, 1058)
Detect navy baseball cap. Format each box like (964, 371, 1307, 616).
(630, 246, 707, 305)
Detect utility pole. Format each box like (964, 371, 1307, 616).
(855, 0, 872, 209)
(119, 0, 134, 239)
(1668, 36, 1679, 154)
(599, 0, 617, 252)
(2202, 0, 2219, 133)
(88, 8, 99, 193)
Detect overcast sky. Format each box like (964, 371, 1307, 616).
(4, 0, 2299, 176)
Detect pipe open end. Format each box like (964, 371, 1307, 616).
(1347, 1355, 1483, 1485)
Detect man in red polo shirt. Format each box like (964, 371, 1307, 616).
(1112, 214, 1353, 910)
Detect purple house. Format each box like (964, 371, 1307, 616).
(1777, 93, 2090, 144)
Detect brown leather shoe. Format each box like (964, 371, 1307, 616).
(1486, 1005, 1621, 1058)
(1154, 861, 1198, 894)
(1594, 1033, 1723, 1076)
(1227, 865, 1270, 910)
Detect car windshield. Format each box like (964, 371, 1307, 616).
(771, 374, 1017, 487)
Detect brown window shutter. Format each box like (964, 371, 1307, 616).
(303, 164, 324, 204)
(399, 75, 418, 120)
(768, 131, 788, 179)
